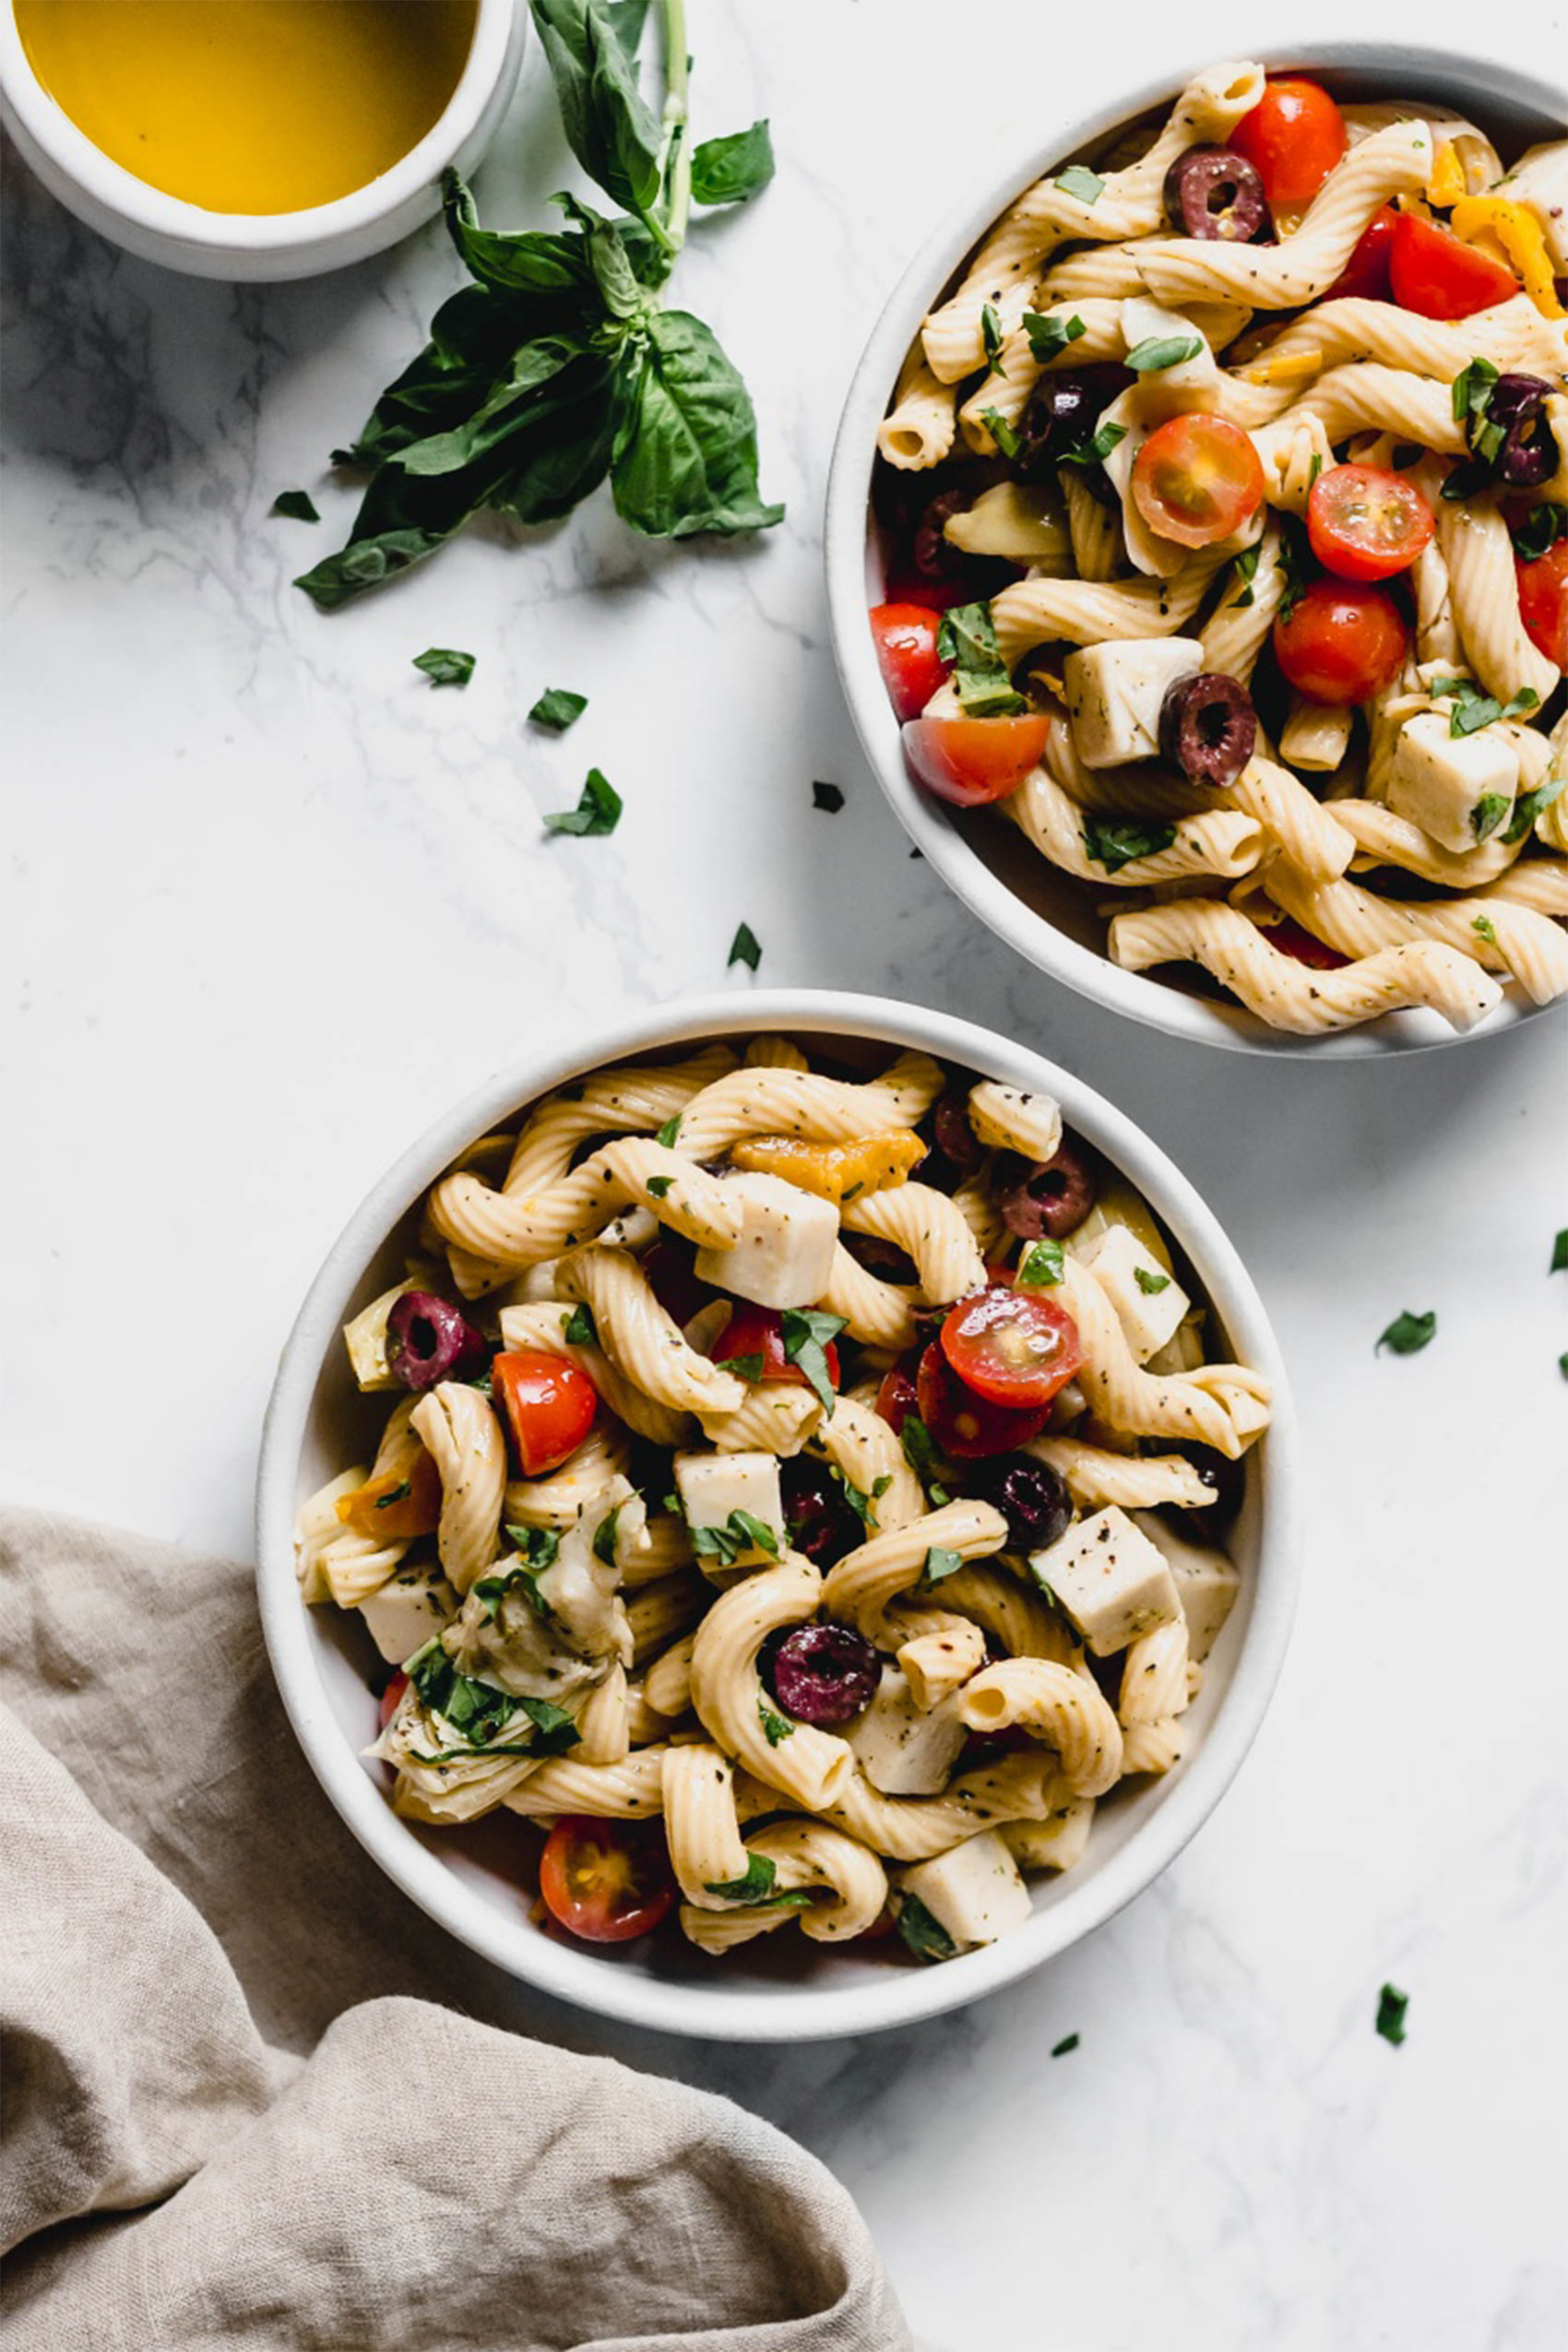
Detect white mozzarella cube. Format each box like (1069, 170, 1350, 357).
(901, 1831, 1033, 1949)
(1384, 710, 1518, 855)
(1063, 636, 1204, 768)
(358, 1563, 458, 1665)
(1132, 1513, 1240, 1663)
(1074, 1224, 1189, 1363)
(672, 1450, 784, 1559)
(1030, 1506, 1181, 1657)
(1000, 1800, 1094, 1873)
(846, 1667, 968, 1796)
(693, 1172, 839, 1310)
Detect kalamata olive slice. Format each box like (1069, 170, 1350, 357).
(1488, 373, 1551, 429)
(996, 1138, 1099, 1240)
(932, 1091, 983, 1170)
(913, 488, 972, 580)
(768, 1623, 880, 1727)
(1163, 147, 1272, 243)
(964, 1453, 1073, 1552)
(386, 1291, 491, 1389)
(778, 1456, 861, 1565)
(1158, 672, 1257, 788)
(1016, 366, 1131, 478)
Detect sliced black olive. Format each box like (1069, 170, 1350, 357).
(1015, 365, 1131, 479)
(964, 1454, 1073, 1552)
(996, 1138, 1098, 1239)
(913, 487, 972, 579)
(1158, 672, 1257, 789)
(1163, 148, 1272, 244)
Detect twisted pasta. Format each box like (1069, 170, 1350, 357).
(689, 1555, 855, 1812)
(410, 1383, 505, 1596)
(823, 1499, 1010, 1641)
(679, 1820, 887, 1950)
(956, 1658, 1124, 1798)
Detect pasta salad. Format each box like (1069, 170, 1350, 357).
(298, 1036, 1270, 1966)
(870, 63, 1568, 1036)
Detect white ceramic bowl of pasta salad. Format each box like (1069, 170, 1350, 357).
(826, 49, 1568, 1055)
(256, 992, 1298, 2040)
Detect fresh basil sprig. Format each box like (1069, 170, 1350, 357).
(935, 600, 1027, 717)
(297, 0, 780, 611)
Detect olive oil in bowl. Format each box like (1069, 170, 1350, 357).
(13, 0, 479, 214)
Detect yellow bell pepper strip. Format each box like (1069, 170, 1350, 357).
(1450, 195, 1565, 319)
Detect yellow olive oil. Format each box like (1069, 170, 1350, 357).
(14, 0, 479, 214)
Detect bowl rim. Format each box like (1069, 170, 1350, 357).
(824, 42, 1568, 1060)
(0, 0, 517, 251)
(255, 988, 1301, 2042)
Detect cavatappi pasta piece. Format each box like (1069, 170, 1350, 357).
(642, 1631, 696, 1720)
(1005, 761, 1264, 887)
(1055, 1257, 1269, 1460)
(689, 1555, 856, 1812)
(671, 1052, 944, 1162)
(877, 348, 958, 471)
(1118, 1617, 1194, 1727)
(1061, 467, 1123, 582)
(1433, 492, 1562, 709)
(1265, 861, 1568, 1008)
(679, 1819, 887, 1950)
(554, 1244, 745, 1420)
(956, 1659, 1124, 1798)
(1119, 1717, 1189, 1776)
(999, 1796, 1094, 1873)
(1200, 523, 1284, 683)
(897, 1620, 989, 1710)
(1277, 699, 1353, 776)
(841, 1182, 987, 1306)
(823, 1498, 1011, 1643)
(497, 1301, 688, 1446)
(662, 1741, 752, 1907)
(432, 1135, 745, 1294)
(809, 1395, 926, 1532)
(300, 1399, 425, 1607)
(502, 1747, 670, 1819)
(410, 1382, 506, 1597)
(819, 1245, 919, 1351)
(1483, 857, 1568, 917)
(502, 1046, 736, 1194)
(624, 1574, 706, 1669)
(1026, 1434, 1217, 1511)
(966, 1080, 1062, 1162)
(992, 541, 1237, 666)
(740, 1750, 1067, 1863)
(890, 1562, 1080, 1670)
(575, 1665, 632, 1765)
(1336, 802, 1521, 892)
(698, 1382, 824, 1457)
(1229, 755, 1357, 883)
(1039, 709, 1218, 823)
(503, 1422, 631, 1530)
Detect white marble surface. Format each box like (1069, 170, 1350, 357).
(3, 6, 1565, 2346)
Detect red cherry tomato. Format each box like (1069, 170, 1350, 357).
(1388, 212, 1518, 320)
(870, 602, 952, 720)
(1273, 577, 1408, 706)
(940, 1285, 1084, 1409)
(1516, 540, 1568, 670)
(539, 1816, 676, 1943)
(1131, 414, 1265, 549)
(901, 714, 1051, 808)
(1266, 916, 1348, 971)
(874, 1360, 920, 1434)
(1307, 464, 1434, 583)
(915, 1340, 1049, 1460)
(1326, 204, 1399, 301)
(377, 1669, 410, 1729)
(713, 1301, 840, 1393)
(1231, 78, 1347, 208)
(492, 1349, 598, 1478)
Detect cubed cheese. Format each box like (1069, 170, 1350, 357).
(1000, 1800, 1094, 1873)
(901, 1830, 1033, 1948)
(845, 1667, 968, 1795)
(1030, 1506, 1181, 1656)
(672, 1450, 784, 1560)
(1063, 636, 1204, 768)
(693, 1172, 838, 1310)
(1132, 1512, 1240, 1663)
(358, 1563, 457, 1664)
(1384, 710, 1519, 855)
(1074, 1223, 1189, 1363)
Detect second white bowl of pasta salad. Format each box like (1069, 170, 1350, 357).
(256, 992, 1297, 2039)
(826, 50, 1568, 1053)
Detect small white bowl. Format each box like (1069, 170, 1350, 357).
(0, 0, 527, 280)
(826, 47, 1568, 1057)
(255, 990, 1300, 2041)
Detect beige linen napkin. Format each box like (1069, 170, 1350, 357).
(0, 1507, 913, 2350)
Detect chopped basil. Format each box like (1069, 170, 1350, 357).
(591, 1505, 622, 1567)
(1125, 333, 1203, 374)
(1471, 913, 1499, 947)
(503, 1526, 562, 1571)
(689, 119, 776, 208)
(922, 1545, 964, 1584)
(1307, 451, 1324, 491)
(1054, 164, 1104, 207)
(1051, 2032, 1080, 2058)
(1551, 1229, 1568, 1274)
(900, 1412, 949, 1503)
(980, 301, 1007, 374)
(1082, 815, 1177, 873)
(374, 1479, 411, 1509)
(544, 767, 622, 837)
(705, 1854, 778, 1902)
(723, 1352, 766, 1384)
(1276, 517, 1311, 622)
(1503, 770, 1565, 845)
(1470, 794, 1510, 842)
(1018, 1240, 1063, 1286)
(896, 1891, 957, 1962)
(412, 647, 475, 687)
(563, 1302, 598, 1348)
(646, 1174, 674, 1198)
(812, 780, 845, 813)
(935, 600, 1028, 717)
(1430, 674, 1539, 739)
(407, 1645, 522, 1748)
(655, 1114, 683, 1147)
(1376, 1309, 1436, 1356)
(270, 489, 320, 523)
(728, 921, 762, 971)
(516, 1694, 580, 1755)
(1559, 1352, 1568, 1380)
(1057, 418, 1127, 470)
(692, 1508, 779, 1565)
(1375, 1983, 1408, 2047)
(758, 1693, 795, 1746)
(1022, 310, 1087, 363)
(474, 1561, 564, 1633)
(780, 1307, 847, 1416)
(1451, 354, 1499, 431)
(529, 685, 588, 731)
(1134, 1266, 1170, 1296)
(1229, 545, 1261, 609)
(829, 1466, 889, 1531)
(980, 407, 1022, 460)
(1512, 502, 1568, 564)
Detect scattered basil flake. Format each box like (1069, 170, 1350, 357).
(900, 1412, 949, 1503)
(1125, 333, 1203, 374)
(1229, 545, 1261, 609)
(705, 1854, 778, 1901)
(1472, 913, 1499, 947)
(922, 1545, 964, 1584)
(563, 1302, 598, 1347)
(1134, 1266, 1171, 1295)
(517, 1693, 580, 1755)
(936, 600, 1028, 717)
(729, 921, 762, 971)
(1503, 770, 1565, 845)
(779, 1307, 847, 1416)
(475, 1562, 564, 1632)
(1022, 310, 1087, 363)
(980, 406, 1022, 460)
(503, 1526, 563, 1571)
(1054, 164, 1105, 207)
(646, 1174, 674, 1198)
(1018, 1240, 1063, 1286)
(655, 1113, 683, 1147)
(544, 767, 622, 837)
(689, 119, 775, 208)
(1051, 2032, 1080, 2058)
(1431, 674, 1539, 741)
(529, 685, 588, 731)
(271, 490, 320, 523)
(1512, 502, 1568, 564)
(980, 301, 1007, 375)
(896, 1892, 957, 1962)
(1276, 517, 1311, 622)
(1440, 456, 1492, 504)
(1559, 1351, 1568, 1380)
(1057, 418, 1127, 470)
(1376, 1309, 1436, 1356)
(407, 1645, 522, 1747)
(813, 780, 845, 813)
(1470, 793, 1511, 842)
(591, 1504, 622, 1566)
(1082, 815, 1178, 873)
(1551, 1229, 1568, 1274)
(1375, 1983, 1408, 2047)
(693, 1508, 779, 1566)
(722, 1351, 766, 1384)
(413, 647, 475, 686)
(828, 1465, 878, 1531)
(758, 1693, 795, 1746)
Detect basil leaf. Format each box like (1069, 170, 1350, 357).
(407, 1646, 521, 1746)
(517, 1693, 580, 1755)
(1018, 1240, 1063, 1286)
(1471, 913, 1499, 947)
(722, 1352, 766, 1384)
(779, 1308, 848, 1416)
(980, 302, 1006, 374)
(504, 1526, 563, 1570)
(592, 1505, 622, 1566)
(979, 406, 1022, 460)
(562, 1303, 598, 1346)
(412, 647, 475, 686)
(545, 767, 623, 837)
(935, 600, 1028, 717)
(758, 1693, 795, 1746)
(1552, 1229, 1568, 1274)
(1376, 1309, 1436, 1356)
(693, 1509, 779, 1566)
(528, 0, 664, 220)
(271, 490, 320, 523)
(374, 1479, 411, 1509)
(813, 780, 845, 813)
(1124, 334, 1203, 373)
(1054, 165, 1104, 207)
(921, 1546, 964, 1584)
(1056, 418, 1126, 470)
(1512, 502, 1568, 563)
(728, 921, 762, 970)
(440, 172, 598, 301)
(529, 685, 588, 730)
(600, 0, 649, 54)
(828, 1466, 876, 1530)
(1470, 793, 1510, 841)
(705, 1854, 778, 1901)
(896, 1892, 957, 1962)
(899, 1413, 949, 1503)
(1022, 310, 1086, 363)
(655, 1114, 682, 1147)
(690, 121, 776, 208)
(1051, 2032, 1080, 2058)
(1081, 816, 1177, 873)
(1375, 1983, 1408, 2047)
(1134, 1266, 1170, 1296)
(1440, 457, 1493, 504)
(1503, 770, 1565, 844)
(1229, 545, 1261, 609)
(610, 310, 784, 537)
(646, 1174, 673, 1198)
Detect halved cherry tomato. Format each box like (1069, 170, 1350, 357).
(1265, 916, 1348, 971)
(377, 1670, 410, 1729)
(901, 714, 1050, 808)
(1389, 211, 1518, 320)
(1273, 577, 1408, 706)
(539, 1816, 676, 1943)
(1131, 414, 1265, 549)
(1231, 78, 1347, 208)
(335, 1448, 442, 1539)
(1307, 464, 1434, 583)
(1516, 539, 1568, 669)
(915, 1339, 1049, 1460)
(492, 1349, 598, 1478)
(713, 1301, 840, 1393)
(1326, 204, 1398, 302)
(870, 602, 952, 720)
(874, 1360, 920, 1434)
(940, 1285, 1083, 1409)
